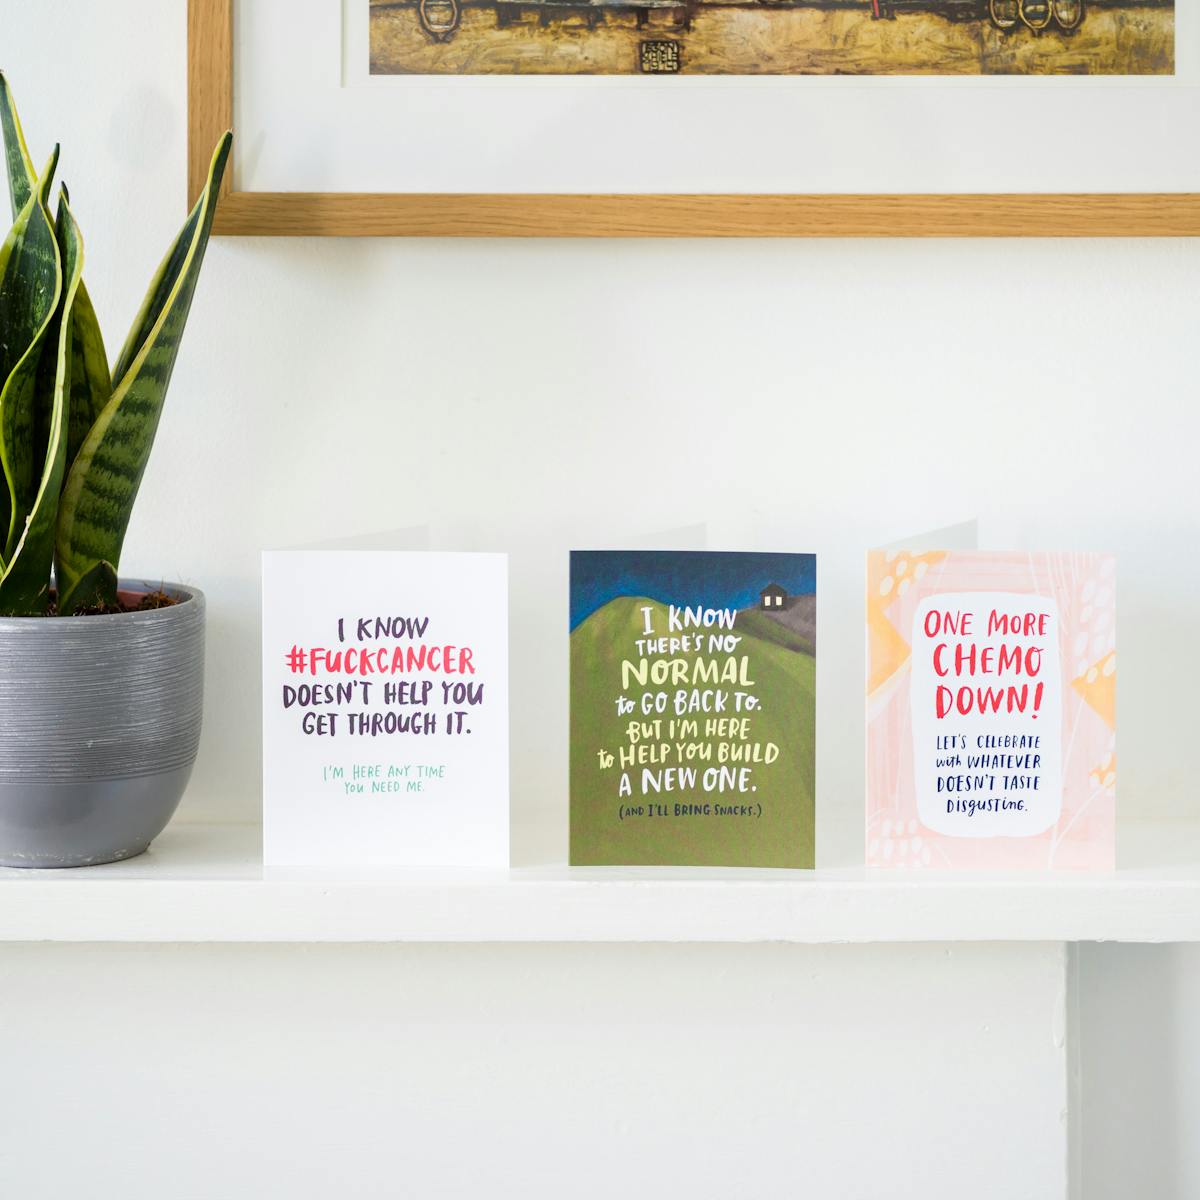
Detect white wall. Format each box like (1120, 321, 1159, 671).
(3, 4, 1199, 1197)
(1077, 943, 1200, 1200)
(7, 2, 1197, 858)
(0, 941, 1070, 1200)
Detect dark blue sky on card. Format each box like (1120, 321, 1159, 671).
(570, 551, 816, 630)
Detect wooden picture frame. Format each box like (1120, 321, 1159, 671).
(188, 0, 1200, 237)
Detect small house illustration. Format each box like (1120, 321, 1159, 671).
(760, 583, 788, 611)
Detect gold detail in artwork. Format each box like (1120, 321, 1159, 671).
(640, 39, 682, 71)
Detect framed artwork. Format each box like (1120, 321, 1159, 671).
(188, 0, 1199, 236)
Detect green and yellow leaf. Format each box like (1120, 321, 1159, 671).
(55, 132, 231, 614)
(61, 229, 111, 467)
(0, 148, 62, 567)
(0, 74, 111, 474)
(0, 71, 36, 220)
(0, 189, 84, 614)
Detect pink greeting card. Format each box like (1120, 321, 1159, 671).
(866, 551, 1115, 870)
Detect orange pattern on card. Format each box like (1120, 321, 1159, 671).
(1071, 650, 1116, 730)
(867, 549, 946, 697)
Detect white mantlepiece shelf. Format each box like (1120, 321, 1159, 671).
(0, 821, 1197, 945)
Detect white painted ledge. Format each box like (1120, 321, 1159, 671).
(1, 821, 1198, 944)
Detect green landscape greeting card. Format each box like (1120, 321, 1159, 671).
(570, 551, 817, 868)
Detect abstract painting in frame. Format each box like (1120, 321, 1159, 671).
(370, 0, 1171, 76)
(188, 0, 1200, 235)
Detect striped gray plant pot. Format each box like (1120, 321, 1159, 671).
(0, 582, 204, 868)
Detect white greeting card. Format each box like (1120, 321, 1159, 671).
(262, 550, 509, 867)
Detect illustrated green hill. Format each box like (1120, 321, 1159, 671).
(570, 596, 815, 868)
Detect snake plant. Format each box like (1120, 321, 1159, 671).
(0, 72, 230, 616)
